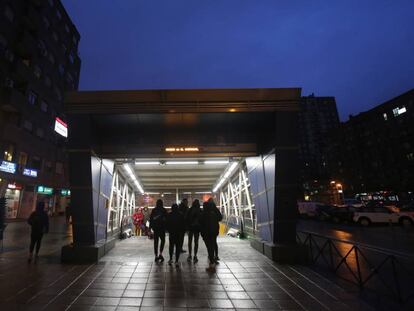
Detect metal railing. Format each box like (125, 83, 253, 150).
(297, 230, 414, 308)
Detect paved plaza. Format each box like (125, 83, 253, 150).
(0, 218, 374, 311)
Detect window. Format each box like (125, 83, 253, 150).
(52, 32, 59, 42)
(18, 152, 28, 166)
(56, 162, 64, 174)
(54, 87, 62, 101)
(28, 91, 37, 105)
(72, 35, 78, 45)
(3, 144, 14, 161)
(23, 120, 33, 132)
(65, 24, 70, 33)
(4, 5, 14, 22)
(33, 65, 42, 79)
(40, 100, 48, 112)
(48, 52, 55, 64)
(36, 128, 44, 138)
(56, 10, 62, 20)
(68, 52, 75, 64)
(407, 153, 414, 161)
(58, 64, 65, 75)
(31, 156, 42, 170)
(44, 75, 52, 88)
(61, 43, 67, 54)
(45, 161, 53, 173)
(383, 113, 387, 121)
(42, 16, 50, 29)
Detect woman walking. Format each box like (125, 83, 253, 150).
(166, 203, 185, 266)
(200, 199, 222, 272)
(27, 201, 49, 263)
(149, 199, 167, 262)
(186, 199, 202, 263)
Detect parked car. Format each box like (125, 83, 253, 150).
(315, 204, 335, 221)
(343, 198, 364, 208)
(398, 202, 414, 226)
(353, 206, 397, 226)
(328, 205, 359, 224)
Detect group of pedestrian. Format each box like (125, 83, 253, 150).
(149, 197, 222, 272)
(132, 206, 150, 236)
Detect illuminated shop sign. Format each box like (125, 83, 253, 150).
(8, 183, 22, 190)
(23, 168, 38, 178)
(0, 160, 17, 174)
(37, 185, 53, 195)
(165, 147, 199, 152)
(61, 189, 71, 196)
(54, 117, 68, 137)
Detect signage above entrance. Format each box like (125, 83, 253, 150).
(37, 186, 53, 195)
(0, 160, 17, 174)
(61, 189, 71, 196)
(165, 147, 199, 152)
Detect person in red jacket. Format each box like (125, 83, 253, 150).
(132, 207, 144, 236)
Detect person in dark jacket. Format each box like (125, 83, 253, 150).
(27, 201, 49, 263)
(200, 199, 222, 272)
(149, 199, 167, 262)
(178, 198, 189, 253)
(166, 203, 185, 266)
(186, 199, 202, 263)
(209, 198, 223, 262)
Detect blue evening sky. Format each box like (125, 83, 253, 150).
(62, 0, 414, 120)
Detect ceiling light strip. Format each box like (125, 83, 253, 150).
(123, 163, 144, 194)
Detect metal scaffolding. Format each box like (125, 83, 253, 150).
(218, 162, 257, 235)
(107, 168, 136, 234)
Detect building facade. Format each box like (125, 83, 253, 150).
(328, 89, 414, 195)
(0, 0, 80, 218)
(298, 94, 340, 199)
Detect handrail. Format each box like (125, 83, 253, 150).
(297, 230, 414, 259)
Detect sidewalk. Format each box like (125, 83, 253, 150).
(0, 218, 375, 311)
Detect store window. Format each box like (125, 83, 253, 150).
(40, 100, 48, 112)
(31, 156, 42, 170)
(4, 5, 14, 22)
(3, 144, 14, 161)
(28, 91, 37, 105)
(18, 152, 28, 166)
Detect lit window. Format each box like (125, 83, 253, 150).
(383, 113, 387, 121)
(18, 152, 28, 166)
(28, 91, 37, 105)
(3, 145, 14, 161)
(40, 100, 48, 112)
(4, 5, 14, 22)
(393, 106, 407, 117)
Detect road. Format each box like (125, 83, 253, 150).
(297, 219, 414, 255)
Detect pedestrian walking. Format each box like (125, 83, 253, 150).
(186, 199, 202, 263)
(166, 203, 185, 267)
(27, 201, 49, 263)
(209, 198, 223, 262)
(200, 199, 222, 272)
(178, 198, 189, 253)
(132, 207, 144, 236)
(149, 199, 167, 262)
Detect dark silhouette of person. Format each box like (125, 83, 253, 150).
(178, 198, 189, 252)
(209, 198, 223, 262)
(27, 201, 49, 262)
(186, 199, 202, 262)
(200, 199, 222, 272)
(166, 203, 185, 266)
(149, 199, 167, 262)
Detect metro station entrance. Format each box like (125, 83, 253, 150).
(62, 88, 307, 263)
